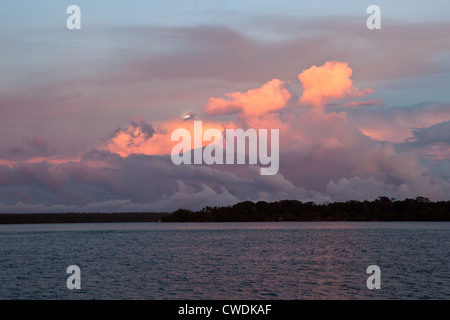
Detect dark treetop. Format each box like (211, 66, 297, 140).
(161, 196, 449, 222)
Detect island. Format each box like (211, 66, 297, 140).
(0, 196, 449, 224)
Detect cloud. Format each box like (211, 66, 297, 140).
(406, 120, 450, 148)
(340, 99, 385, 108)
(131, 58, 450, 204)
(326, 176, 397, 202)
(107, 116, 157, 152)
(109, 116, 157, 141)
(298, 61, 372, 107)
(2, 58, 450, 213)
(27, 135, 48, 152)
(3, 18, 450, 162)
(396, 120, 450, 161)
(105, 116, 227, 157)
(0, 149, 324, 212)
(348, 102, 450, 143)
(327, 172, 450, 203)
(205, 79, 293, 116)
(4, 135, 51, 162)
(149, 180, 239, 212)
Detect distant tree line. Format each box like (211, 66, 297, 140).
(161, 197, 450, 222)
(1, 197, 449, 224)
(0, 212, 169, 224)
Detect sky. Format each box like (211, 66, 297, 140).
(1, 1, 450, 213)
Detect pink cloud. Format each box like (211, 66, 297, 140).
(342, 99, 385, 108)
(350, 103, 450, 143)
(3, 60, 450, 212)
(298, 61, 372, 108)
(205, 79, 293, 116)
(105, 116, 228, 157)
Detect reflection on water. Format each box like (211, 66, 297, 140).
(0, 222, 448, 299)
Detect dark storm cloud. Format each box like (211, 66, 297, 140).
(406, 120, 450, 148)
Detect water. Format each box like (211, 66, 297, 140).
(0, 222, 448, 300)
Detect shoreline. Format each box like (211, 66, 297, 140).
(1, 198, 449, 224)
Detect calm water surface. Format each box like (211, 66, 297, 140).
(0, 222, 448, 300)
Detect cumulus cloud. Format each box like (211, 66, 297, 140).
(3, 18, 450, 162)
(106, 116, 227, 157)
(108, 115, 156, 145)
(0, 149, 323, 212)
(2, 59, 450, 213)
(298, 61, 372, 108)
(205, 79, 293, 116)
